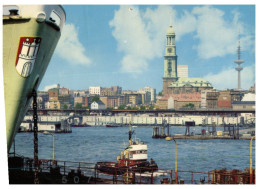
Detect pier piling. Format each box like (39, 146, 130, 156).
(152, 127, 160, 138)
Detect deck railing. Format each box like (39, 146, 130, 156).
(8, 155, 255, 184)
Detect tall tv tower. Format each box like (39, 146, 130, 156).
(234, 33, 244, 90)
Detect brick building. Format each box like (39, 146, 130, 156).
(157, 93, 201, 109)
(74, 96, 85, 107)
(206, 91, 219, 109)
(217, 90, 231, 109)
(111, 86, 122, 94)
(48, 88, 59, 102)
(156, 96, 168, 109)
(84, 96, 89, 107)
(59, 87, 69, 95)
(100, 88, 117, 96)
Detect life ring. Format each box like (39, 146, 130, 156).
(62, 175, 67, 184)
(74, 176, 80, 184)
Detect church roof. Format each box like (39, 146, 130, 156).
(169, 77, 212, 88)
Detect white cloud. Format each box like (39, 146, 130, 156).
(203, 65, 255, 90)
(56, 24, 91, 66)
(109, 5, 197, 75)
(192, 6, 254, 59)
(121, 55, 148, 74)
(174, 10, 197, 40)
(43, 84, 58, 91)
(109, 6, 155, 74)
(110, 5, 254, 75)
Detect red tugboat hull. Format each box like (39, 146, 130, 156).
(96, 160, 158, 176)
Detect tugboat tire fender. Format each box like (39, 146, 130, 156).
(74, 176, 80, 184)
(62, 175, 67, 184)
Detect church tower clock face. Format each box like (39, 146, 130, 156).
(167, 48, 172, 53)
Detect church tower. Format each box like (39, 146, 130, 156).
(163, 25, 178, 95)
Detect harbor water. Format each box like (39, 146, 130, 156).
(10, 126, 255, 183)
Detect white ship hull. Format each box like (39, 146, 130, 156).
(3, 5, 66, 152)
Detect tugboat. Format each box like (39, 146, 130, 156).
(96, 126, 158, 176)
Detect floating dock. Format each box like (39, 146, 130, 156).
(19, 119, 72, 133)
(152, 120, 254, 140)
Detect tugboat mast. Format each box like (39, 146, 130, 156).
(128, 123, 134, 146)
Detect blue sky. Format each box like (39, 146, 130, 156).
(39, 4, 255, 92)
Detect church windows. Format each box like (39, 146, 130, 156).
(172, 37, 175, 45)
(167, 37, 175, 45)
(168, 61, 172, 75)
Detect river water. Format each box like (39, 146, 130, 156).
(10, 126, 255, 183)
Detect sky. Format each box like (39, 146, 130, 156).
(38, 4, 255, 93)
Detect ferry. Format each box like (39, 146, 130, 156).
(96, 126, 158, 175)
(3, 5, 66, 152)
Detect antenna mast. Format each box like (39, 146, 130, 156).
(234, 31, 244, 90)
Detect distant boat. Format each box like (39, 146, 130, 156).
(71, 123, 91, 128)
(106, 124, 122, 128)
(3, 5, 66, 152)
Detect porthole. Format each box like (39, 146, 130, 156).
(36, 12, 46, 22)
